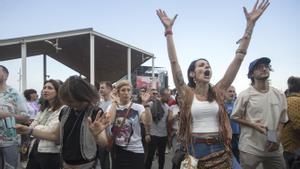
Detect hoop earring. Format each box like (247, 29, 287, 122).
(193, 78, 196, 83)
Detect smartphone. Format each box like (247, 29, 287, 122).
(5, 117, 17, 137)
(267, 129, 277, 143)
(5, 117, 12, 128)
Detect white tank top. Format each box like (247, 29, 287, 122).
(191, 95, 219, 133)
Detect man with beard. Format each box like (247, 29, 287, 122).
(231, 57, 288, 169)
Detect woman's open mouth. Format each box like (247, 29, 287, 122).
(204, 70, 210, 77)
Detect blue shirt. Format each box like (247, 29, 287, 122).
(225, 100, 240, 134)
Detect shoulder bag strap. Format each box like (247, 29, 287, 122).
(110, 102, 133, 144)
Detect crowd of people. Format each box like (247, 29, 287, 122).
(1, 1, 300, 169)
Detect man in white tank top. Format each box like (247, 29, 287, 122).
(231, 57, 288, 169)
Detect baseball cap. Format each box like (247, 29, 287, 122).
(247, 57, 271, 79)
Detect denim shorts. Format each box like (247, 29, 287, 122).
(188, 136, 224, 159)
(188, 136, 242, 169)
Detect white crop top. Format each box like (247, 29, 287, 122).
(191, 95, 219, 133)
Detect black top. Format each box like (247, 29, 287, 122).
(59, 106, 102, 165)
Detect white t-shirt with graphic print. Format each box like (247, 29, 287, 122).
(108, 102, 145, 153)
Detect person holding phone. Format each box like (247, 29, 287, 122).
(0, 65, 29, 169)
(231, 57, 288, 169)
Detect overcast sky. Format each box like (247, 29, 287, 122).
(1, 0, 299, 94)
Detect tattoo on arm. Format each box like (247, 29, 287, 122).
(245, 27, 253, 38)
(175, 72, 185, 86)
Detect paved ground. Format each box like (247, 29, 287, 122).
(150, 150, 264, 169)
(19, 150, 263, 169)
(19, 151, 175, 169)
(152, 149, 174, 169)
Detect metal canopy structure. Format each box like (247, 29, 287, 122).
(0, 28, 154, 91)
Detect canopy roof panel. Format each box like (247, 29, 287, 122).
(0, 28, 153, 83)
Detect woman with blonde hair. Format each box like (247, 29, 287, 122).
(103, 80, 152, 169)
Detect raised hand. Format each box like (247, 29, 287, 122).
(88, 111, 111, 137)
(111, 92, 120, 105)
(244, 0, 270, 23)
(156, 9, 178, 30)
(141, 91, 151, 104)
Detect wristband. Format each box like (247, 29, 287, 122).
(144, 104, 150, 108)
(235, 49, 247, 55)
(164, 30, 173, 36)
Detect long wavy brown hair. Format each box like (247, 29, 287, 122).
(178, 58, 232, 153)
(40, 79, 62, 112)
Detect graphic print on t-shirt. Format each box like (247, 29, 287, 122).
(112, 107, 139, 146)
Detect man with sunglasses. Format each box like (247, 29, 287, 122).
(151, 88, 159, 99)
(231, 57, 288, 169)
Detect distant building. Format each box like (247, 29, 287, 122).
(122, 66, 168, 93)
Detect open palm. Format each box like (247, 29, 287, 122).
(244, 0, 270, 23)
(156, 9, 178, 30)
(88, 111, 110, 136)
(141, 91, 151, 103)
